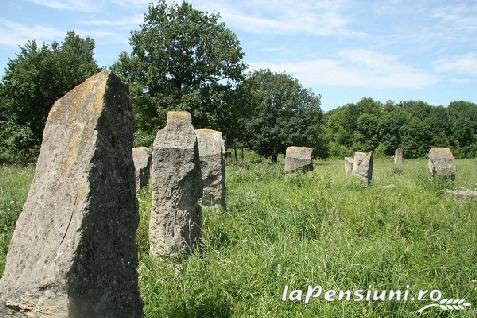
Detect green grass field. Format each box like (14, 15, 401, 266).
(1, 158, 476, 317)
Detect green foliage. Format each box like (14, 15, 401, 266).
(111, 0, 246, 147)
(324, 98, 477, 159)
(239, 69, 325, 162)
(0, 166, 34, 274)
(0, 32, 99, 164)
(2, 159, 476, 317)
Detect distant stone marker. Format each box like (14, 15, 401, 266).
(195, 129, 226, 209)
(344, 157, 354, 173)
(132, 147, 152, 189)
(284, 146, 313, 173)
(394, 148, 403, 164)
(0, 71, 143, 317)
(428, 147, 456, 179)
(150, 111, 202, 257)
(352, 151, 373, 185)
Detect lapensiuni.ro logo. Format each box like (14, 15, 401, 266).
(282, 285, 472, 314)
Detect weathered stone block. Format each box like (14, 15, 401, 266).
(428, 147, 455, 179)
(394, 148, 403, 164)
(150, 111, 202, 257)
(444, 189, 477, 201)
(284, 147, 313, 173)
(344, 157, 353, 173)
(0, 71, 143, 317)
(132, 147, 152, 190)
(195, 129, 225, 209)
(352, 151, 373, 185)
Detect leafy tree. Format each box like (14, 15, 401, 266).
(111, 1, 246, 146)
(0, 32, 99, 164)
(241, 70, 324, 163)
(448, 101, 477, 157)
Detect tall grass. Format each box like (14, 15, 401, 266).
(1, 159, 476, 317)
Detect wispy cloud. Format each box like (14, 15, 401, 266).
(0, 18, 128, 48)
(0, 18, 65, 47)
(250, 49, 438, 88)
(431, 3, 477, 32)
(80, 14, 143, 28)
(110, 0, 151, 6)
(190, 0, 362, 37)
(434, 54, 477, 76)
(29, 0, 101, 12)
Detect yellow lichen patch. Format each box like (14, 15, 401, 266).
(429, 147, 452, 155)
(287, 146, 312, 152)
(167, 111, 190, 119)
(47, 71, 109, 125)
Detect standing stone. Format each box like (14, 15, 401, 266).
(352, 151, 373, 185)
(150, 111, 202, 257)
(428, 147, 456, 179)
(394, 148, 403, 165)
(0, 71, 143, 317)
(284, 147, 313, 173)
(344, 157, 354, 173)
(132, 147, 152, 190)
(195, 129, 226, 209)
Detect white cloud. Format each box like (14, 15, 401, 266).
(249, 49, 438, 88)
(0, 18, 65, 47)
(0, 18, 128, 48)
(29, 0, 101, 12)
(433, 54, 477, 76)
(189, 0, 362, 37)
(80, 14, 144, 27)
(431, 3, 477, 32)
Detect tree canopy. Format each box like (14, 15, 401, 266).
(111, 0, 246, 146)
(324, 98, 477, 159)
(0, 32, 99, 164)
(239, 70, 325, 162)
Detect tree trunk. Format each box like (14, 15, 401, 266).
(271, 153, 278, 163)
(234, 145, 238, 161)
(241, 147, 244, 160)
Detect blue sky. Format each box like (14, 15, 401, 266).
(1, 0, 476, 110)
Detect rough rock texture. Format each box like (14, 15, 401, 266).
(394, 148, 403, 165)
(284, 147, 313, 173)
(0, 71, 143, 317)
(195, 129, 226, 209)
(428, 147, 456, 179)
(444, 189, 477, 201)
(150, 111, 202, 257)
(352, 151, 373, 185)
(132, 147, 152, 190)
(344, 157, 353, 173)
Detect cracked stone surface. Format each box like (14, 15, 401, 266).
(352, 151, 373, 185)
(195, 129, 226, 209)
(0, 71, 143, 317)
(284, 147, 313, 173)
(150, 111, 202, 258)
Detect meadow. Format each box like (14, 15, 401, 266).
(1, 158, 476, 317)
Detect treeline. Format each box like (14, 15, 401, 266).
(0, 1, 476, 164)
(324, 98, 477, 159)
